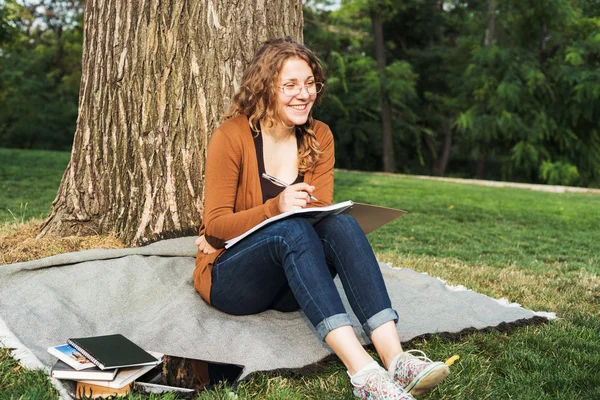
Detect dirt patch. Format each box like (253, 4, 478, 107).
(0, 220, 125, 265)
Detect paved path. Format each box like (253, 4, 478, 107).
(338, 169, 600, 195)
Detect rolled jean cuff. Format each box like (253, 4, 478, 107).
(316, 313, 353, 341)
(362, 308, 399, 338)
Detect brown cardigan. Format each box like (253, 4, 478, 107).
(193, 115, 335, 304)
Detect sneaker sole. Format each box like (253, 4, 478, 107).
(405, 362, 450, 396)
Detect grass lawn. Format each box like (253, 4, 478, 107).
(0, 148, 70, 223)
(1, 148, 599, 399)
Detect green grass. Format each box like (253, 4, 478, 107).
(0, 148, 70, 223)
(1, 150, 599, 399)
(335, 171, 600, 274)
(0, 348, 58, 399)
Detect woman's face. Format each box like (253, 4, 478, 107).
(275, 57, 316, 127)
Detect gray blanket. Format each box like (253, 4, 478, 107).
(0, 237, 554, 397)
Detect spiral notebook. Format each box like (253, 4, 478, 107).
(67, 334, 162, 370)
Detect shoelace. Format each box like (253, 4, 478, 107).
(403, 349, 434, 365)
(364, 369, 413, 400)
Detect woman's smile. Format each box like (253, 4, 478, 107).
(289, 104, 309, 111)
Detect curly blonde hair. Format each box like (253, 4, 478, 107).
(223, 37, 326, 173)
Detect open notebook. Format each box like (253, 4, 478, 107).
(225, 201, 406, 249)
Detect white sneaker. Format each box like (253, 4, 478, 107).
(389, 350, 450, 396)
(352, 366, 415, 399)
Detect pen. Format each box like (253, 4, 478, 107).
(261, 173, 318, 201)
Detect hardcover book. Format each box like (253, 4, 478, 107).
(50, 360, 118, 381)
(67, 334, 161, 370)
(79, 351, 164, 389)
(75, 381, 131, 399)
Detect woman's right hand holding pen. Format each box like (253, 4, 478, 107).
(278, 183, 315, 212)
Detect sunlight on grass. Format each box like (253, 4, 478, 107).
(334, 171, 600, 274)
(377, 253, 600, 320)
(0, 219, 125, 265)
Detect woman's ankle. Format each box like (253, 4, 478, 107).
(370, 321, 403, 369)
(348, 361, 381, 386)
(325, 326, 376, 375)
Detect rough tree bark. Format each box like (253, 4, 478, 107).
(39, 0, 304, 246)
(371, 9, 395, 173)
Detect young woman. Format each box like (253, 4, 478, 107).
(194, 37, 449, 399)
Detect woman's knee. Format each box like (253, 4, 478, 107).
(211, 273, 289, 316)
(334, 213, 360, 227)
(317, 214, 363, 239)
(270, 217, 317, 247)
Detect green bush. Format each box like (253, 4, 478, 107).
(540, 160, 580, 186)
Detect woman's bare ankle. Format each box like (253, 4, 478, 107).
(325, 326, 375, 375)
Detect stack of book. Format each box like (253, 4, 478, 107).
(48, 334, 162, 399)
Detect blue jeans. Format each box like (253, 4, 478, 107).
(210, 214, 398, 341)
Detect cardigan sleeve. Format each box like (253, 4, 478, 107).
(202, 127, 281, 249)
(305, 121, 335, 207)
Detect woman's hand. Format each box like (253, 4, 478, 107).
(278, 183, 315, 213)
(195, 235, 217, 254)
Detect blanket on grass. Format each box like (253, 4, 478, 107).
(0, 237, 554, 398)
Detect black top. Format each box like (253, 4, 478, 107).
(254, 132, 303, 203)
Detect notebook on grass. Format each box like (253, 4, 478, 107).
(67, 334, 161, 370)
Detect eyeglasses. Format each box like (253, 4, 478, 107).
(279, 81, 324, 97)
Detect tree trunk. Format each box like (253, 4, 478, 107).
(422, 133, 436, 173)
(39, 0, 303, 246)
(484, 0, 495, 47)
(475, 157, 486, 179)
(540, 23, 547, 64)
(476, 0, 494, 179)
(435, 126, 452, 176)
(425, 126, 452, 177)
(371, 10, 395, 173)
